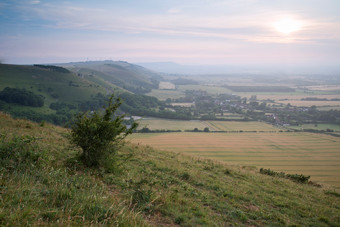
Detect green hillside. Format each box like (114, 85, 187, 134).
(60, 61, 162, 94)
(0, 64, 111, 124)
(1, 112, 339, 226)
(0, 63, 194, 124)
(0, 64, 105, 105)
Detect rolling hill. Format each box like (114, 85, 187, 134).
(59, 60, 162, 94)
(0, 62, 169, 125)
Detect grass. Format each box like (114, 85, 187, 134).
(1, 112, 340, 226)
(0, 112, 146, 226)
(129, 132, 340, 189)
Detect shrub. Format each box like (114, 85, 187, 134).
(70, 95, 137, 167)
(259, 168, 310, 184)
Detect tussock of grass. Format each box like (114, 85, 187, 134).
(1, 112, 340, 226)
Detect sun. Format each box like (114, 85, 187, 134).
(274, 18, 302, 35)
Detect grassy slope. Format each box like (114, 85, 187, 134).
(0, 64, 105, 107)
(61, 61, 159, 93)
(1, 112, 340, 226)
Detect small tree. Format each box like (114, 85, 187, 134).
(70, 95, 137, 167)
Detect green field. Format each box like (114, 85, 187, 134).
(130, 132, 340, 189)
(147, 84, 233, 100)
(137, 118, 279, 131)
(177, 85, 232, 94)
(287, 123, 340, 131)
(137, 118, 210, 131)
(146, 89, 185, 100)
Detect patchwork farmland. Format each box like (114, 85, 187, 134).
(129, 132, 340, 189)
(137, 118, 280, 132)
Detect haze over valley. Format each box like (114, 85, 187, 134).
(1, 0, 340, 226)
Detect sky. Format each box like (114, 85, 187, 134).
(0, 0, 340, 69)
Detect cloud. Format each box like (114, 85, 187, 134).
(30, 1, 40, 4)
(168, 7, 182, 14)
(2, 0, 340, 65)
(20, 1, 337, 46)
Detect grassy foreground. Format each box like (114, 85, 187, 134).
(1, 112, 340, 226)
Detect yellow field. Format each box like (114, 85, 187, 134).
(137, 118, 279, 131)
(129, 132, 340, 189)
(206, 121, 279, 131)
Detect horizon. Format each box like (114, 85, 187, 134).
(1, 0, 340, 71)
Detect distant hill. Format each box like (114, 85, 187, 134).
(0, 62, 189, 125)
(60, 60, 162, 94)
(0, 63, 111, 124)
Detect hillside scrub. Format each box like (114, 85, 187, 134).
(0, 87, 44, 107)
(70, 95, 137, 168)
(0, 112, 340, 226)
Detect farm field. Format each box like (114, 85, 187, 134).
(287, 123, 340, 131)
(318, 106, 340, 110)
(206, 121, 279, 131)
(170, 102, 193, 107)
(177, 85, 232, 94)
(237, 93, 340, 101)
(146, 89, 184, 100)
(158, 81, 176, 89)
(136, 118, 279, 131)
(306, 85, 340, 91)
(129, 132, 340, 189)
(137, 118, 211, 131)
(277, 100, 340, 107)
(147, 84, 232, 100)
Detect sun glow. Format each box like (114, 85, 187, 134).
(274, 18, 302, 35)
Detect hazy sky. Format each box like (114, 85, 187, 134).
(1, 0, 340, 67)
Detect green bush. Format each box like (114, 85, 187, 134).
(70, 95, 137, 167)
(259, 168, 310, 184)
